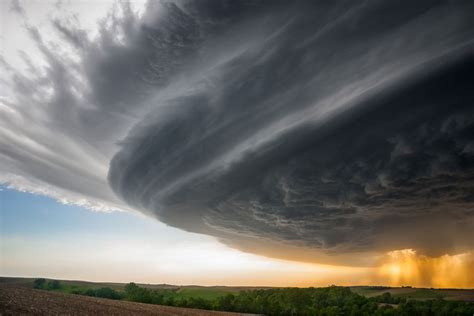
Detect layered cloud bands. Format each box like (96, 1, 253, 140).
(109, 1, 474, 265)
(2, 0, 474, 268)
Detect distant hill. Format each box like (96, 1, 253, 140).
(350, 286, 474, 302)
(0, 284, 253, 315)
(2, 277, 473, 302)
(1, 277, 474, 315)
(0, 277, 273, 301)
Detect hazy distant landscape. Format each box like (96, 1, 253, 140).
(2, 277, 474, 315)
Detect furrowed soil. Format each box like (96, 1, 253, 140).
(0, 285, 254, 316)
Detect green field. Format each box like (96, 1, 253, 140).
(2, 277, 473, 302)
(2, 277, 474, 315)
(350, 286, 474, 301)
(170, 288, 229, 300)
(0, 277, 248, 300)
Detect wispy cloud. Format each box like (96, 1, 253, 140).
(2, 0, 474, 267)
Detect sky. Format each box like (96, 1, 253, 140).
(2, 185, 366, 286)
(1, 0, 473, 288)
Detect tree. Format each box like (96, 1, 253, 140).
(124, 282, 139, 293)
(47, 280, 61, 290)
(216, 294, 235, 311)
(33, 278, 46, 289)
(96, 287, 122, 300)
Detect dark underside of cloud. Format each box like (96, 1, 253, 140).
(108, 0, 474, 265)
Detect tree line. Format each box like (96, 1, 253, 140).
(33, 279, 474, 315)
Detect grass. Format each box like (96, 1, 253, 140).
(351, 286, 455, 300)
(391, 288, 444, 300)
(23, 278, 231, 301)
(50, 284, 97, 294)
(3, 277, 474, 302)
(173, 288, 228, 300)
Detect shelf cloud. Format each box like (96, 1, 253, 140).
(2, 0, 474, 265)
(108, 1, 474, 264)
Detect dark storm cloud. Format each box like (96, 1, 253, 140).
(109, 1, 474, 264)
(2, 0, 260, 210)
(3, 0, 474, 264)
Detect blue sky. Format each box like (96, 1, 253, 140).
(0, 186, 342, 286)
(2, 0, 472, 289)
(1, 186, 171, 238)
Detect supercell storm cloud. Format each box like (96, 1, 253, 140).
(2, 0, 474, 267)
(108, 1, 474, 264)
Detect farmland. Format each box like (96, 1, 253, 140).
(0, 277, 258, 300)
(1, 277, 474, 315)
(3, 277, 473, 302)
(0, 284, 251, 316)
(350, 286, 474, 301)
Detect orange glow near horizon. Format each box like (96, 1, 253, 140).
(276, 249, 474, 289)
(3, 234, 473, 288)
(376, 249, 474, 289)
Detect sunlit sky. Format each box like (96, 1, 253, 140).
(2, 187, 473, 288)
(0, 0, 350, 287)
(0, 0, 352, 287)
(1, 0, 473, 289)
(0, 186, 368, 287)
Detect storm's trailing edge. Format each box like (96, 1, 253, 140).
(108, 0, 474, 265)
